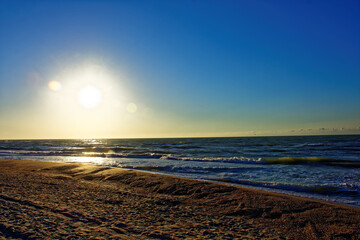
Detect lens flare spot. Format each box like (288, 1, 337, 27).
(127, 103, 137, 113)
(48, 81, 62, 91)
(77, 85, 102, 109)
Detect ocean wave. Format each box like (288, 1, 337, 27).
(294, 143, 325, 147)
(1, 148, 359, 168)
(264, 157, 360, 167)
(209, 178, 360, 197)
(115, 165, 262, 174)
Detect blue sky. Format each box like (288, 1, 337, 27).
(0, 0, 359, 139)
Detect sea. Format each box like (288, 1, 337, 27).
(0, 135, 359, 206)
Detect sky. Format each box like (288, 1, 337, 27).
(0, 0, 359, 139)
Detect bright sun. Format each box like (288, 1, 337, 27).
(77, 85, 102, 109)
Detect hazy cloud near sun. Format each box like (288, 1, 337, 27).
(291, 127, 360, 134)
(239, 126, 360, 137)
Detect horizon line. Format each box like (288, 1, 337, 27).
(1, 133, 359, 141)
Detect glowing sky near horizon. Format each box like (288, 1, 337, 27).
(0, 0, 359, 139)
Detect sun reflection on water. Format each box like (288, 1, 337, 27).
(69, 156, 106, 165)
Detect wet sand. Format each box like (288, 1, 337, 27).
(0, 159, 359, 239)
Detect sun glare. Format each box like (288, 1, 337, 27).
(77, 85, 102, 109)
(47, 62, 131, 125)
(48, 80, 62, 91)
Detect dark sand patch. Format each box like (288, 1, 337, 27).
(0, 159, 359, 239)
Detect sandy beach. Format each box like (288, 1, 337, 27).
(0, 159, 359, 239)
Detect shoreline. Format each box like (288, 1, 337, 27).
(134, 166, 360, 209)
(1, 158, 359, 239)
(3, 155, 359, 208)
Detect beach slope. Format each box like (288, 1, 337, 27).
(0, 159, 359, 239)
